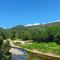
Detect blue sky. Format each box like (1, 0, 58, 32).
(0, 0, 60, 28)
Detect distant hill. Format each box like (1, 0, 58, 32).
(0, 21, 59, 31)
(27, 21, 60, 29)
(7, 21, 60, 31)
(46, 21, 60, 27)
(0, 27, 6, 32)
(11, 25, 26, 30)
(0, 21, 60, 41)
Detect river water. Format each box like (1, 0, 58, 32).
(11, 48, 60, 60)
(11, 48, 41, 60)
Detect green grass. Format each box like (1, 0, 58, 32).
(14, 42, 60, 55)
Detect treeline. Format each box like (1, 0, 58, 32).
(0, 22, 60, 45)
(7, 26, 60, 44)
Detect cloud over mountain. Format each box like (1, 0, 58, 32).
(26, 23, 40, 26)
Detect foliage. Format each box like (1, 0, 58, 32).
(20, 42, 60, 55)
(0, 22, 60, 44)
(0, 21, 60, 58)
(0, 36, 11, 60)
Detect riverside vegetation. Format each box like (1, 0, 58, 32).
(0, 21, 60, 59)
(0, 36, 11, 60)
(14, 42, 60, 55)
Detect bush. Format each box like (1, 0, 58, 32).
(55, 34, 60, 44)
(0, 36, 3, 46)
(0, 38, 12, 60)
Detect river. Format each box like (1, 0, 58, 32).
(10, 47, 41, 60)
(10, 47, 60, 60)
(9, 40, 60, 60)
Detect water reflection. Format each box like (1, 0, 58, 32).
(17, 48, 42, 60)
(12, 54, 27, 60)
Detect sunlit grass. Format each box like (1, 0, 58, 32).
(14, 42, 60, 55)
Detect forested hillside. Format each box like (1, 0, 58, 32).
(0, 21, 60, 44)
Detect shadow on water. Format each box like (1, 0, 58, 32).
(28, 52, 60, 60)
(12, 54, 28, 60)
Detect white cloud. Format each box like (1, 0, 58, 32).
(42, 23, 46, 25)
(33, 23, 40, 25)
(53, 20, 60, 22)
(25, 23, 40, 26)
(25, 20, 60, 26)
(25, 24, 33, 26)
(47, 20, 60, 24)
